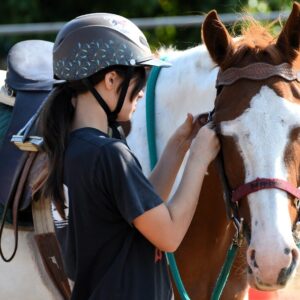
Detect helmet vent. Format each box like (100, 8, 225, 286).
(139, 36, 148, 47)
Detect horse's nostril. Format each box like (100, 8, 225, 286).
(250, 249, 256, 260)
(284, 248, 291, 255)
(291, 248, 299, 262)
(249, 249, 259, 268)
(248, 265, 253, 274)
(277, 247, 299, 286)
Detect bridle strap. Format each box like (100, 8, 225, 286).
(216, 62, 300, 87)
(111, 69, 133, 121)
(232, 178, 300, 202)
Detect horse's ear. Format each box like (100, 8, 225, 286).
(202, 10, 233, 66)
(276, 2, 300, 61)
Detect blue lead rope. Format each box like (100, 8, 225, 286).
(146, 65, 190, 300)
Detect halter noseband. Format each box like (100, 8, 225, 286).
(232, 178, 300, 203)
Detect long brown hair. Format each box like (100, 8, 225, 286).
(38, 66, 146, 218)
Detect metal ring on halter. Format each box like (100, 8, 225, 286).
(232, 216, 244, 247)
(207, 108, 215, 122)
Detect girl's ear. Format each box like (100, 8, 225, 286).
(104, 71, 118, 90)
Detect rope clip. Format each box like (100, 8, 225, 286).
(232, 216, 244, 247)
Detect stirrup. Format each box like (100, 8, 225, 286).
(11, 111, 43, 152)
(11, 135, 43, 151)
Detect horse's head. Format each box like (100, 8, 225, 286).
(202, 3, 300, 291)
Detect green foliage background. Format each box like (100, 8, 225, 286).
(0, 0, 294, 68)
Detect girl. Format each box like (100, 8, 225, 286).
(39, 13, 220, 300)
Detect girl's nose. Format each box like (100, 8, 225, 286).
(138, 89, 144, 99)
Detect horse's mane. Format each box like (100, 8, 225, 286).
(155, 46, 178, 57)
(223, 17, 285, 68)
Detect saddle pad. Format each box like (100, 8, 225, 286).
(0, 40, 56, 210)
(0, 103, 12, 147)
(0, 90, 49, 210)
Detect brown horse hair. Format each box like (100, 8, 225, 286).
(37, 66, 146, 219)
(222, 16, 289, 69)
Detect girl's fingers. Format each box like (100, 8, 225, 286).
(205, 121, 216, 130)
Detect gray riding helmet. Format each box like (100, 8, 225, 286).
(53, 13, 171, 81)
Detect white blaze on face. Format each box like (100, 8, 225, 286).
(220, 86, 300, 281)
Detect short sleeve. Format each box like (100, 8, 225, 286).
(94, 140, 163, 224)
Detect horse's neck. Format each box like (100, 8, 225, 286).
(128, 44, 218, 177)
(155, 44, 218, 146)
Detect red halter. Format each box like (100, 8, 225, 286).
(232, 178, 300, 203)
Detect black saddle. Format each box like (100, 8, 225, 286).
(0, 41, 73, 299)
(0, 40, 57, 211)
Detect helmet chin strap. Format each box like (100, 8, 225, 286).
(110, 71, 132, 122)
(82, 78, 111, 117)
(82, 71, 133, 138)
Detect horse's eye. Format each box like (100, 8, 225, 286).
(216, 86, 223, 96)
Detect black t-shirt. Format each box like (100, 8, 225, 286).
(53, 127, 172, 300)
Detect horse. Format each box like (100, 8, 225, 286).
(128, 3, 300, 300)
(1, 6, 300, 300)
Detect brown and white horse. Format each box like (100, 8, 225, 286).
(205, 2, 300, 293)
(199, 4, 300, 299)
(130, 3, 300, 299)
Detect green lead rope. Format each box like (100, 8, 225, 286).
(212, 240, 300, 300)
(146, 65, 190, 300)
(210, 243, 238, 300)
(145, 64, 237, 300)
(145, 64, 238, 300)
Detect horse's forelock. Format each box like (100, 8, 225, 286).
(240, 18, 275, 46)
(222, 19, 285, 68)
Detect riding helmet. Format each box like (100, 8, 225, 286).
(53, 13, 171, 81)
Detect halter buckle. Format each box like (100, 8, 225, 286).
(232, 217, 244, 247)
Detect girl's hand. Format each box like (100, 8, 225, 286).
(190, 122, 220, 167)
(171, 113, 202, 154)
